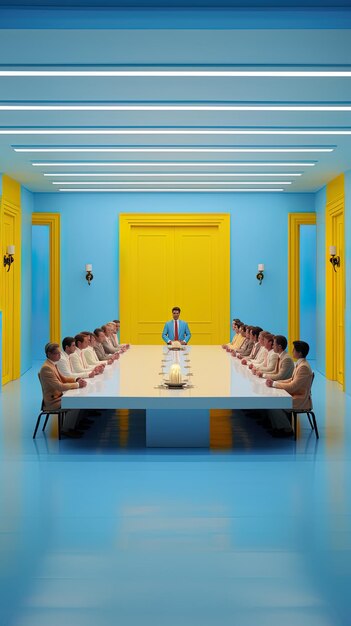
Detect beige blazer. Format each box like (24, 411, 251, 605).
(39, 359, 78, 411)
(274, 359, 313, 410)
(263, 351, 295, 381)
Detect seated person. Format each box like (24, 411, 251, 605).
(261, 335, 294, 381)
(245, 331, 268, 368)
(234, 325, 254, 357)
(265, 340, 313, 437)
(57, 336, 103, 379)
(229, 322, 246, 353)
(39, 342, 87, 438)
(70, 334, 102, 375)
(253, 333, 279, 376)
(223, 318, 241, 350)
(94, 328, 119, 362)
(100, 324, 119, 353)
(84, 332, 107, 368)
(162, 307, 191, 345)
(110, 320, 130, 351)
(239, 326, 261, 361)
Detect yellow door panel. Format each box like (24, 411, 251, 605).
(335, 212, 344, 386)
(120, 214, 230, 345)
(2, 213, 15, 385)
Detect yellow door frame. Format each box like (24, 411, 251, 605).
(0, 188, 21, 383)
(120, 213, 230, 344)
(325, 174, 345, 388)
(32, 213, 61, 344)
(288, 212, 316, 351)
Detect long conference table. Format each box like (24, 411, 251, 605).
(62, 346, 292, 447)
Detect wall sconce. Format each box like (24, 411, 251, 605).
(329, 246, 340, 272)
(85, 263, 93, 286)
(3, 245, 15, 272)
(256, 263, 264, 285)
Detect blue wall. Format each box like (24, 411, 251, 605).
(31, 225, 50, 361)
(345, 171, 351, 396)
(21, 186, 33, 374)
(315, 186, 327, 376)
(33, 192, 315, 340)
(300, 225, 316, 360)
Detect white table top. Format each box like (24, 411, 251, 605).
(61, 346, 292, 410)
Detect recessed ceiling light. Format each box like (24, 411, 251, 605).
(3, 104, 351, 111)
(58, 188, 285, 192)
(14, 147, 333, 153)
(1, 70, 351, 77)
(53, 180, 291, 186)
(2, 128, 351, 135)
(44, 172, 301, 178)
(33, 161, 315, 167)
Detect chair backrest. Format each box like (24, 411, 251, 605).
(37, 372, 45, 411)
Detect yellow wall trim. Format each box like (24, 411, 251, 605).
(288, 212, 316, 351)
(32, 213, 61, 344)
(326, 174, 345, 387)
(0, 176, 21, 384)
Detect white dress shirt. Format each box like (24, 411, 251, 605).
(84, 345, 101, 366)
(257, 348, 279, 374)
(69, 348, 94, 375)
(57, 350, 90, 379)
(249, 346, 267, 367)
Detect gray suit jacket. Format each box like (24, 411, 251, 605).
(94, 343, 111, 361)
(263, 351, 294, 381)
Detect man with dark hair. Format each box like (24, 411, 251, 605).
(162, 307, 191, 345)
(263, 335, 294, 382)
(69, 333, 102, 375)
(39, 342, 87, 437)
(57, 336, 103, 379)
(266, 340, 313, 437)
(234, 325, 254, 358)
(253, 332, 278, 376)
(94, 328, 118, 363)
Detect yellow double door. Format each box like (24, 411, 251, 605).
(120, 214, 230, 345)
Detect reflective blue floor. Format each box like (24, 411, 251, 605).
(1, 362, 351, 626)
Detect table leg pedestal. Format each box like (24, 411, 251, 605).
(146, 408, 210, 447)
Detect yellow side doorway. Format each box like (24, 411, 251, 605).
(0, 176, 21, 385)
(120, 214, 230, 345)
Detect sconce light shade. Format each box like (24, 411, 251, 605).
(256, 263, 264, 285)
(329, 246, 340, 272)
(85, 264, 93, 286)
(3, 244, 15, 272)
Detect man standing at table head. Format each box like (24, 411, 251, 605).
(162, 307, 191, 345)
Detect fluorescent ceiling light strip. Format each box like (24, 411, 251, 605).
(1, 70, 351, 77)
(3, 129, 351, 135)
(14, 147, 333, 153)
(44, 172, 301, 177)
(3, 104, 351, 111)
(33, 161, 315, 167)
(53, 181, 291, 186)
(58, 188, 285, 192)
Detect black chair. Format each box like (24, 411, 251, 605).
(291, 373, 319, 440)
(33, 373, 67, 440)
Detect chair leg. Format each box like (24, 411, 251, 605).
(310, 411, 319, 439)
(58, 412, 64, 440)
(42, 414, 50, 432)
(33, 413, 43, 439)
(292, 412, 297, 441)
(307, 413, 314, 430)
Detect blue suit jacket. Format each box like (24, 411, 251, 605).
(162, 319, 191, 344)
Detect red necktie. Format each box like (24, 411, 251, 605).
(174, 320, 179, 341)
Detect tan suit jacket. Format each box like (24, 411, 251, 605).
(274, 359, 313, 410)
(263, 351, 294, 381)
(39, 359, 78, 411)
(237, 339, 254, 357)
